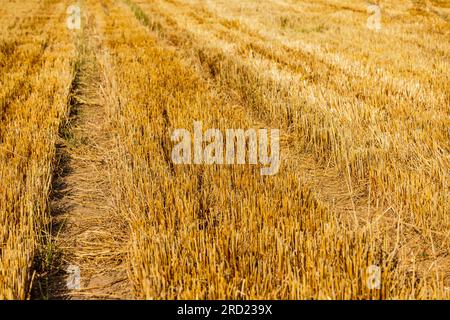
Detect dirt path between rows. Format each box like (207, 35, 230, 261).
(45, 7, 132, 299)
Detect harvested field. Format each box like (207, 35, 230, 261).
(0, 0, 448, 300)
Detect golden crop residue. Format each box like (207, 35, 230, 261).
(0, 0, 448, 300)
(0, 0, 75, 299)
(104, 0, 448, 299)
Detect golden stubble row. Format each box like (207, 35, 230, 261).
(101, 0, 447, 298)
(0, 0, 75, 299)
(141, 0, 448, 228)
(132, 0, 449, 285)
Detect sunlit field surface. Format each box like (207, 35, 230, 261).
(0, 0, 448, 299)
